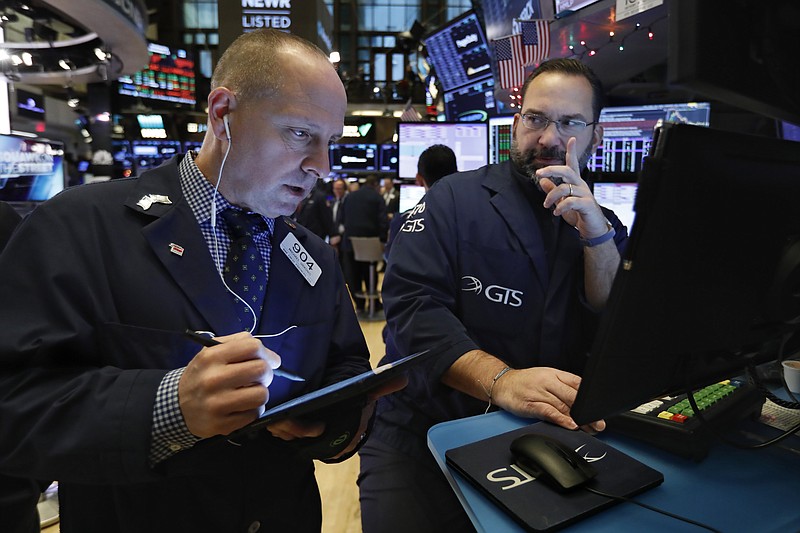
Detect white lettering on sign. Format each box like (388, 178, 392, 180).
(242, 0, 291, 8)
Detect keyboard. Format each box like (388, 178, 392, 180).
(607, 380, 765, 460)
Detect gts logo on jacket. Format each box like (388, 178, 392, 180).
(461, 276, 523, 307)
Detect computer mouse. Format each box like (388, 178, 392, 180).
(510, 433, 597, 491)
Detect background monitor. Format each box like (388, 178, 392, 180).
(399, 183, 426, 213)
(379, 143, 398, 172)
(397, 122, 488, 180)
(588, 102, 711, 174)
(423, 10, 493, 93)
(571, 123, 800, 425)
(443, 77, 497, 122)
(591, 181, 637, 234)
(488, 115, 514, 164)
(132, 140, 182, 172)
(16, 89, 45, 120)
(780, 121, 800, 142)
(329, 143, 378, 173)
(117, 42, 196, 106)
(0, 134, 64, 202)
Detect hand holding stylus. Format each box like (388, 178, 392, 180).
(179, 331, 284, 438)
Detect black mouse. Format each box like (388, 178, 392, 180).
(510, 433, 597, 491)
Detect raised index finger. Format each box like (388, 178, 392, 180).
(565, 136, 580, 176)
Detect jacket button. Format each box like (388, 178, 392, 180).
(247, 521, 261, 533)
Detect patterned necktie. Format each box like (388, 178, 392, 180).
(221, 209, 268, 331)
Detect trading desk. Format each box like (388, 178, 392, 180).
(428, 411, 800, 532)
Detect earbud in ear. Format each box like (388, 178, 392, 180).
(223, 114, 231, 141)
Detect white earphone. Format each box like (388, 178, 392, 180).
(223, 114, 231, 141)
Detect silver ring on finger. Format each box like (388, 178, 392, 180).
(568, 183, 574, 197)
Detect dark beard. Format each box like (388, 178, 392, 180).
(510, 138, 594, 186)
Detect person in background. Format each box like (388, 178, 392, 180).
(293, 178, 336, 242)
(0, 29, 403, 533)
(383, 144, 457, 260)
(381, 176, 400, 219)
(341, 174, 389, 315)
(329, 178, 348, 254)
(358, 58, 628, 532)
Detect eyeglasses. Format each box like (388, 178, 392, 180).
(520, 113, 597, 136)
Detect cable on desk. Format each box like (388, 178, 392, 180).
(583, 486, 722, 533)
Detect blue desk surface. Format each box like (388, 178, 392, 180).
(428, 411, 800, 532)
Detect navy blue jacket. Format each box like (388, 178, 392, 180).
(0, 158, 370, 532)
(374, 161, 628, 455)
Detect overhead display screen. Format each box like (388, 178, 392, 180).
(424, 11, 493, 92)
(118, 43, 196, 105)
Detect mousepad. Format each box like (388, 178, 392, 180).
(445, 422, 664, 532)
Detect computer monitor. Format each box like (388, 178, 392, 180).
(397, 122, 488, 180)
(0, 134, 64, 202)
(379, 143, 398, 173)
(443, 77, 497, 122)
(591, 181, 637, 234)
(329, 143, 378, 173)
(132, 140, 182, 172)
(399, 184, 426, 213)
(488, 115, 514, 164)
(571, 123, 800, 425)
(588, 102, 711, 174)
(780, 121, 800, 143)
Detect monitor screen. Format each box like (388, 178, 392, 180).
(780, 121, 800, 142)
(443, 77, 497, 122)
(423, 11, 493, 92)
(379, 143, 398, 173)
(592, 182, 637, 234)
(131, 140, 182, 172)
(16, 89, 45, 120)
(183, 140, 204, 153)
(329, 143, 378, 173)
(488, 115, 514, 164)
(571, 123, 800, 425)
(399, 184, 426, 213)
(0, 134, 64, 202)
(117, 43, 196, 105)
(397, 122, 488, 180)
(588, 102, 711, 174)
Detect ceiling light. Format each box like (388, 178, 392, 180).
(11, 54, 22, 66)
(94, 47, 108, 61)
(58, 59, 72, 70)
(21, 52, 32, 66)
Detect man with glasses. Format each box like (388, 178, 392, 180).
(358, 58, 629, 532)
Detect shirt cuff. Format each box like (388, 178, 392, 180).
(149, 367, 202, 466)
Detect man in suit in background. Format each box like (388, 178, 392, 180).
(293, 178, 336, 242)
(341, 174, 388, 314)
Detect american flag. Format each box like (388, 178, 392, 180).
(400, 98, 423, 122)
(519, 19, 551, 66)
(494, 34, 526, 89)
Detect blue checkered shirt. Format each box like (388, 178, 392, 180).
(149, 152, 275, 464)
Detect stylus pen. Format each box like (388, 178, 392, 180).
(184, 329, 305, 382)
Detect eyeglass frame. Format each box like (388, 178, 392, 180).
(519, 112, 598, 136)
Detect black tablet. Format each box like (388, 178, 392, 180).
(229, 348, 434, 438)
